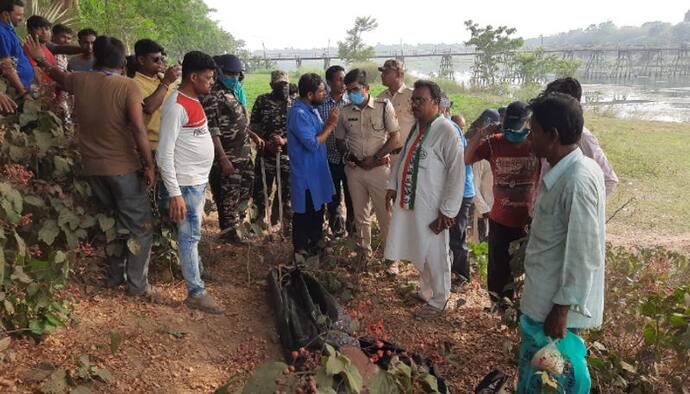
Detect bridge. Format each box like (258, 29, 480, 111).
(257, 47, 690, 82)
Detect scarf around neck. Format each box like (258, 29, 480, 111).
(399, 114, 441, 210)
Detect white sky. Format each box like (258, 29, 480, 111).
(204, 0, 688, 50)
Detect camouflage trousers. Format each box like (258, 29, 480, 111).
(208, 157, 255, 232)
(251, 154, 291, 228)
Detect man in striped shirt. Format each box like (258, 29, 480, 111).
(316, 65, 353, 238)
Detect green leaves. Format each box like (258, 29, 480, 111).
(39, 220, 60, 245)
(238, 361, 287, 393)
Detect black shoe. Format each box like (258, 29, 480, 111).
(451, 276, 469, 293)
(104, 276, 125, 289)
(222, 230, 254, 246)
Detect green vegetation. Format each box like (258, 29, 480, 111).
(337, 16, 378, 64)
(76, 0, 243, 57)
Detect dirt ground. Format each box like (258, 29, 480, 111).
(0, 212, 526, 393)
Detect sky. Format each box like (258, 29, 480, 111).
(204, 0, 688, 51)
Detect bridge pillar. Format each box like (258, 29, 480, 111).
(296, 57, 302, 69)
(323, 57, 330, 70)
(439, 54, 454, 80)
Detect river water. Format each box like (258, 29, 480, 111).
(581, 80, 690, 123)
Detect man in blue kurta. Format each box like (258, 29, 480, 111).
(287, 73, 340, 257)
(0, 0, 34, 97)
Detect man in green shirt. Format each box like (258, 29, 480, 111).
(517, 92, 606, 393)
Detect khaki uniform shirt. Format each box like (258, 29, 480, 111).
(377, 84, 414, 143)
(335, 96, 400, 161)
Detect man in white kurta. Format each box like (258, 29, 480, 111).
(384, 81, 466, 317)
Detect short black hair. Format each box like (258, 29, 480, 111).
(298, 73, 324, 98)
(325, 65, 345, 82)
(125, 55, 138, 78)
(134, 39, 164, 58)
(0, 0, 23, 13)
(26, 15, 51, 31)
(544, 77, 582, 102)
(52, 23, 73, 36)
(77, 28, 98, 40)
(181, 51, 216, 79)
(344, 68, 368, 87)
(413, 80, 442, 104)
(289, 82, 298, 96)
(528, 92, 584, 145)
(93, 36, 126, 69)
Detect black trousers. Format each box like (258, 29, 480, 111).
(293, 190, 324, 254)
(487, 219, 526, 302)
(449, 197, 474, 281)
(326, 162, 354, 235)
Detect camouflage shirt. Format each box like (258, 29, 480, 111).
(202, 83, 251, 158)
(250, 93, 292, 159)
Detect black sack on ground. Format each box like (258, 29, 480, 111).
(268, 266, 356, 361)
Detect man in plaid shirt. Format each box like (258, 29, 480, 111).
(316, 65, 352, 238)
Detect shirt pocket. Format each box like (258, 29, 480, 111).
(370, 113, 385, 132)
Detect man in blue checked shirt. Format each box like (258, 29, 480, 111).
(316, 65, 353, 238)
(0, 0, 34, 98)
(287, 73, 340, 258)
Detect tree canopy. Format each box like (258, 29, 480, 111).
(337, 16, 378, 64)
(76, 0, 244, 58)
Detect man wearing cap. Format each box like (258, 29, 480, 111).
(202, 54, 256, 244)
(336, 68, 401, 265)
(378, 59, 414, 162)
(250, 70, 292, 231)
(465, 102, 541, 306)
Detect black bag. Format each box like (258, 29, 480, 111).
(475, 369, 508, 394)
(268, 267, 350, 361)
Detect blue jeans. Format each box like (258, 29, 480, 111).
(177, 184, 207, 297)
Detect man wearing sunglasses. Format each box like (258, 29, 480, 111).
(132, 39, 181, 151)
(465, 101, 541, 309)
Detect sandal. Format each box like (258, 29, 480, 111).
(413, 304, 445, 318)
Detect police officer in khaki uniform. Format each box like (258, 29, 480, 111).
(336, 69, 401, 261)
(378, 59, 414, 163)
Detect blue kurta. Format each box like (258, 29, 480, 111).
(287, 99, 335, 213)
(0, 21, 34, 89)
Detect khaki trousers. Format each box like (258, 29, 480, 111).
(345, 164, 391, 256)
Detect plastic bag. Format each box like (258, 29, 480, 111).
(517, 315, 590, 394)
(531, 339, 565, 375)
(268, 267, 356, 361)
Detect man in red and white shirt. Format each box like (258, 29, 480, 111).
(157, 51, 222, 314)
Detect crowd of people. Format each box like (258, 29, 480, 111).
(1, 0, 621, 390)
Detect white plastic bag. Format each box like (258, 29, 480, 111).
(530, 338, 565, 375)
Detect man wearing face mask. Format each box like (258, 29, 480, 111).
(250, 70, 292, 231)
(202, 54, 257, 244)
(335, 68, 401, 266)
(465, 101, 541, 308)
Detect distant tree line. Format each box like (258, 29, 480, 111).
(525, 12, 690, 48)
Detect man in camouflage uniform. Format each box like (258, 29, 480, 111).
(203, 54, 255, 244)
(250, 70, 292, 230)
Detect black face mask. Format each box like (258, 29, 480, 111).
(272, 84, 289, 100)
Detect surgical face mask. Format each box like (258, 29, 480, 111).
(348, 91, 366, 105)
(503, 128, 531, 143)
(223, 75, 240, 90)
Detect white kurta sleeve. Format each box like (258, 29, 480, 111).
(438, 125, 466, 218)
